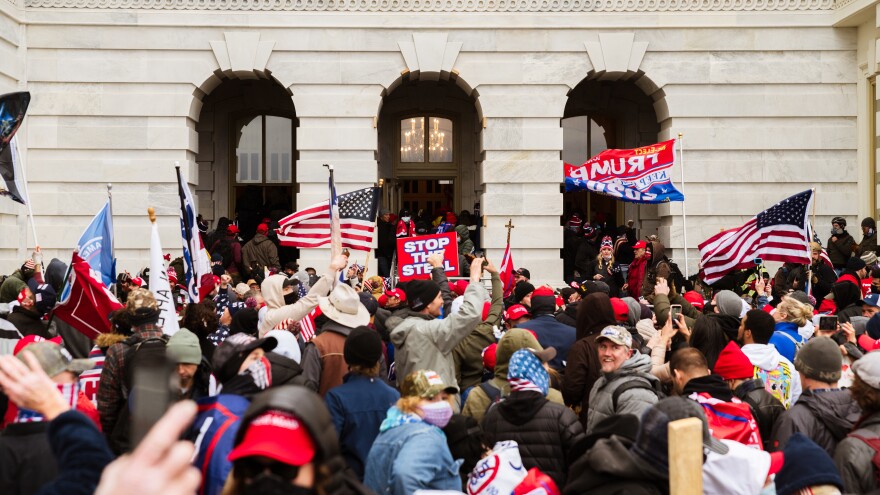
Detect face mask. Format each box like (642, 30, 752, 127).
(602, 254, 612, 261)
(869, 228, 876, 237)
(245, 473, 315, 495)
(283, 292, 299, 305)
(420, 400, 453, 428)
(222, 356, 272, 396)
(401, 216, 411, 223)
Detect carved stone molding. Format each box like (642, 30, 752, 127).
(398, 33, 462, 80)
(210, 32, 274, 79)
(24, 0, 834, 12)
(585, 33, 648, 80)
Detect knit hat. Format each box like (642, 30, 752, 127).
(343, 326, 383, 367)
(567, 214, 583, 230)
(167, 328, 202, 365)
(788, 290, 811, 306)
(794, 337, 842, 383)
(513, 281, 535, 304)
(609, 298, 629, 323)
(683, 291, 705, 311)
(713, 341, 754, 381)
(714, 290, 743, 317)
(405, 279, 442, 312)
(773, 433, 843, 495)
(863, 217, 877, 230)
(529, 286, 555, 315)
(600, 236, 613, 249)
(832, 217, 847, 228)
(847, 256, 867, 272)
(863, 251, 879, 267)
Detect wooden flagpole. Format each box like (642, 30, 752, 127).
(668, 417, 703, 495)
(505, 218, 515, 246)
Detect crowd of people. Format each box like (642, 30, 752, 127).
(2, 212, 880, 494)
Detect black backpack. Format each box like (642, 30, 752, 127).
(108, 334, 169, 455)
(211, 238, 234, 269)
(479, 381, 504, 414)
(611, 378, 665, 411)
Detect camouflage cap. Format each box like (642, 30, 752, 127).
(400, 370, 458, 398)
(19, 342, 95, 378)
(126, 288, 158, 313)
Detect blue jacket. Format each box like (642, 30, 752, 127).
(188, 394, 250, 495)
(326, 374, 401, 480)
(770, 321, 806, 363)
(516, 314, 576, 370)
(364, 407, 462, 495)
(36, 410, 114, 495)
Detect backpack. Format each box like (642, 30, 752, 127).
(480, 381, 504, 414)
(690, 392, 763, 449)
(611, 378, 665, 411)
(753, 361, 795, 409)
(847, 429, 880, 486)
(109, 334, 170, 454)
(776, 330, 805, 354)
(210, 238, 234, 269)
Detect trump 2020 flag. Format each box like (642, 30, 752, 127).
(53, 252, 123, 339)
(150, 219, 180, 335)
(564, 139, 684, 204)
(62, 200, 115, 302)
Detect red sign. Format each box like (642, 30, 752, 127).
(396, 232, 459, 282)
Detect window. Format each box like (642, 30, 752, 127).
(234, 115, 293, 185)
(400, 116, 453, 163)
(561, 116, 610, 165)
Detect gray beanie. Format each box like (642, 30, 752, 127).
(794, 336, 842, 383)
(714, 290, 743, 318)
(167, 328, 202, 365)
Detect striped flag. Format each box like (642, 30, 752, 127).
(176, 166, 211, 302)
(499, 242, 515, 298)
(276, 187, 380, 252)
(298, 306, 321, 342)
(699, 190, 813, 285)
(807, 222, 833, 268)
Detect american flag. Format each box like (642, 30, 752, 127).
(699, 190, 813, 285)
(276, 187, 380, 251)
(298, 306, 321, 342)
(807, 221, 833, 268)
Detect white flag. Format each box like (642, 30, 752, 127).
(150, 220, 180, 335)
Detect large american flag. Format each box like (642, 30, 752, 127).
(699, 190, 813, 285)
(276, 186, 380, 251)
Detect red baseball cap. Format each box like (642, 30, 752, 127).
(633, 240, 648, 249)
(228, 410, 316, 466)
(227, 224, 240, 235)
(683, 290, 705, 311)
(14, 335, 62, 356)
(451, 280, 470, 297)
(610, 298, 629, 323)
(256, 223, 269, 234)
(482, 301, 491, 321)
(482, 343, 497, 371)
(504, 304, 530, 321)
(386, 288, 406, 302)
(532, 286, 554, 298)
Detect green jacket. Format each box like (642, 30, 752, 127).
(0, 270, 26, 304)
(453, 273, 503, 391)
(652, 293, 701, 330)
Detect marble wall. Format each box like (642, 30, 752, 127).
(5, 7, 864, 283)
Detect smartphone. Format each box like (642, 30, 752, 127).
(130, 350, 174, 448)
(754, 258, 763, 265)
(819, 315, 838, 331)
(670, 304, 682, 326)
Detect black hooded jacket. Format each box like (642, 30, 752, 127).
(770, 388, 861, 456)
(481, 391, 584, 488)
(564, 436, 668, 495)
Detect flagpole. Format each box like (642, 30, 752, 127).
(324, 163, 342, 261)
(678, 132, 689, 279)
(14, 136, 39, 251)
(107, 182, 117, 297)
(807, 187, 817, 296)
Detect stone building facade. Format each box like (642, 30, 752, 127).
(0, 0, 875, 283)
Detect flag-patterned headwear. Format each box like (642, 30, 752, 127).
(507, 349, 549, 396)
(600, 236, 613, 249)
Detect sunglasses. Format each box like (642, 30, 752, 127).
(235, 458, 301, 481)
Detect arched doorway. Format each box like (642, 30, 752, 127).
(561, 77, 661, 282)
(194, 77, 297, 254)
(377, 77, 481, 239)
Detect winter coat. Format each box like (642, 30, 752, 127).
(326, 374, 400, 481)
(377, 219, 396, 258)
(0, 270, 26, 304)
(563, 335, 600, 425)
(302, 321, 355, 396)
(642, 241, 676, 298)
(452, 273, 502, 391)
(555, 304, 577, 327)
(364, 408, 462, 495)
(626, 255, 649, 298)
(860, 231, 878, 257)
(827, 231, 856, 268)
(0, 422, 56, 495)
(770, 388, 860, 456)
(584, 259, 625, 296)
(455, 225, 474, 256)
(388, 282, 487, 393)
(741, 344, 802, 409)
(809, 260, 837, 303)
(461, 329, 564, 423)
(258, 272, 332, 337)
(7, 306, 50, 339)
(732, 378, 785, 448)
(586, 352, 661, 434)
(482, 391, 585, 488)
(187, 394, 250, 495)
(0, 320, 22, 356)
(769, 321, 806, 364)
(516, 314, 576, 372)
(241, 233, 279, 278)
(835, 411, 880, 494)
(574, 241, 598, 279)
(564, 435, 668, 495)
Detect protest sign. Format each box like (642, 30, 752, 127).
(396, 232, 459, 282)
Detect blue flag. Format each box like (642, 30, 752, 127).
(73, 200, 115, 288)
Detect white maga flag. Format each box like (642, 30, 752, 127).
(150, 220, 180, 335)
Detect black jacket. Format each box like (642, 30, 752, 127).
(481, 390, 584, 488)
(554, 304, 578, 327)
(770, 388, 860, 456)
(583, 260, 625, 297)
(733, 378, 785, 448)
(827, 231, 856, 268)
(0, 422, 56, 495)
(564, 436, 667, 495)
(36, 411, 114, 495)
(7, 306, 50, 339)
(682, 374, 734, 401)
(810, 260, 838, 303)
(376, 219, 396, 258)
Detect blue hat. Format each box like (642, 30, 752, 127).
(868, 313, 880, 339)
(773, 433, 843, 495)
(862, 293, 880, 308)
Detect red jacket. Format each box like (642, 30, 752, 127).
(627, 255, 649, 298)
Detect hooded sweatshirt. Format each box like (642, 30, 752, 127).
(455, 225, 474, 256)
(258, 273, 332, 337)
(586, 352, 661, 434)
(741, 344, 802, 409)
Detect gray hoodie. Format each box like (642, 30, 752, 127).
(586, 351, 661, 434)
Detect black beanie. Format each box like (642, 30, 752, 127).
(358, 292, 379, 316)
(344, 326, 383, 367)
(406, 279, 441, 312)
(863, 217, 877, 230)
(847, 256, 867, 272)
(513, 281, 535, 303)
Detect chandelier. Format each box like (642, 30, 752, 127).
(401, 117, 449, 162)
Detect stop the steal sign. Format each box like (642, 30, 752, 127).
(396, 232, 459, 282)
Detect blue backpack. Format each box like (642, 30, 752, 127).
(189, 394, 251, 495)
